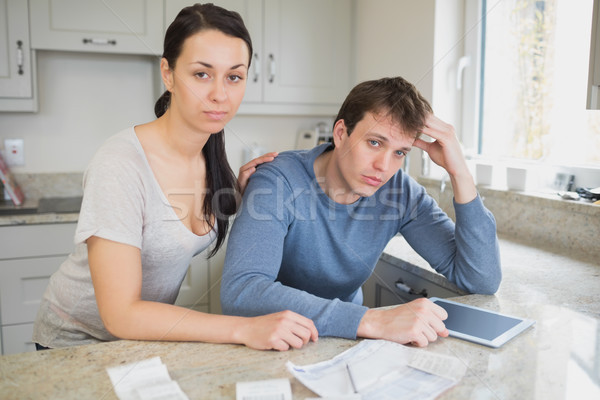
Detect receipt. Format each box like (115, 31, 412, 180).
(106, 357, 188, 400)
(236, 378, 292, 400)
(408, 351, 468, 382)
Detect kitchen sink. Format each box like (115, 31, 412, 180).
(0, 196, 82, 216)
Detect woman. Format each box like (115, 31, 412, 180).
(33, 3, 317, 352)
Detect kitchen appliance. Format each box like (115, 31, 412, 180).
(295, 122, 333, 150)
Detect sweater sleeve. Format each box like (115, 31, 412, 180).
(220, 168, 368, 339)
(400, 186, 502, 294)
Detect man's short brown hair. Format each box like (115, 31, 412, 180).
(334, 77, 432, 139)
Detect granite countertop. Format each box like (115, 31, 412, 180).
(0, 173, 82, 226)
(382, 234, 600, 320)
(0, 295, 597, 399)
(1, 235, 599, 398)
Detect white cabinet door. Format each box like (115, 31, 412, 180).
(0, 223, 77, 259)
(1, 323, 36, 355)
(0, 0, 37, 111)
(164, 0, 351, 115)
(263, 0, 351, 105)
(0, 255, 65, 325)
(0, 223, 75, 355)
(174, 251, 210, 312)
(29, 0, 164, 55)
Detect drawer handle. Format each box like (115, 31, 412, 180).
(252, 53, 260, 83)
(268, 53, 276, 83)
(395, 279, 427, 297)
(82, 38, 117, 46)
(16, 40, 24, 75)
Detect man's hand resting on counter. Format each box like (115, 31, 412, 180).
(357, 298, 449, 347)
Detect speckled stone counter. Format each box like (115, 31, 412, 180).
(0, 295, 597, 399)
(383, 235, 600, 320)
(0, 172, 82, 226)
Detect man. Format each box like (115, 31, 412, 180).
(221, 77, 501, 347)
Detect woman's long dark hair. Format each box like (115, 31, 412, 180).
(155, 3, 253, 257)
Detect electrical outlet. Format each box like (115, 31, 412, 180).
(4, 139, 25, 166)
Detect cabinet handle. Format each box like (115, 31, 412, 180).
(82, 38, 117, 46)
(253, 53, 260, 83)
(16, 40, 24, 75)
(268, 53, 276, 83)
(395, 279, 428, 297)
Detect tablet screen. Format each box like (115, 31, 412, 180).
(433, 299, 522, 341)
(430, 298, 535, 347)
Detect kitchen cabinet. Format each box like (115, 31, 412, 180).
(165, 0, 352, 115)
(29, 0, 164, 55)
(588, 0, 600, 109)
(0, 223, 76, 355)
(0, 221, 214, 354)
(362, 252, 465, 308)
(0, 0, 37, 112)
(174, 250, 210, 313)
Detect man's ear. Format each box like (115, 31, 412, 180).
(160, 58, 174, 92)
(332, 119, 347, 147)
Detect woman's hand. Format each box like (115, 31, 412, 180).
(237, 152, 278, 195)
(235, 310, 318, 351)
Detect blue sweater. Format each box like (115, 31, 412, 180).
(221, 144, 501, 339)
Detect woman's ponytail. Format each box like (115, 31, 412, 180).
(154, 90, 171, 118)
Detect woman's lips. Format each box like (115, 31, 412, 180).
(362, 175, 382, 186)
(205, 111, 227, 120)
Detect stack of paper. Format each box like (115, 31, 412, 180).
(287, 340, 467, 400)
(106, 357, 188, 400)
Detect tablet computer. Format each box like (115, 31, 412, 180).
(429, 297, 535, 348)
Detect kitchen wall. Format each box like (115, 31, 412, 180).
(0, 51, 331, 175)
(0, 0, 459, 177)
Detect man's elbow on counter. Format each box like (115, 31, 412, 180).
(467, 270, 502, 295)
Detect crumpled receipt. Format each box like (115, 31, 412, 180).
(287, 340, 467, 400)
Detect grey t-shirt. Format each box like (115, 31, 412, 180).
(33, 127, 215, 348)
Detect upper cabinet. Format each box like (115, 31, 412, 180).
(165, 0, 353, 115)
(29, 0, 164, 55)
(0, 0, 37, 111)
(588, 0, 600, 109)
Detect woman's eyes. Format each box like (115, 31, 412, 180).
(228, 74, 244, 83)
(194, 72, 244, 83)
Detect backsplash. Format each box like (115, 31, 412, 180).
(418, 177, 600, 260)
(13, 173, 83, 200)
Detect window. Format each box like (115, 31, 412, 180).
(463, 0, 600, 189)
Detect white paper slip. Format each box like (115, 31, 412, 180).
(106, 357, 189, 400)
(236, 378, 292, 400)
(287, 340, 463, 400)
(408, 350, 468, 382)
(134, 381, 189, 400)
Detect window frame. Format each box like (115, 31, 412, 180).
(460, 0, 600, 190)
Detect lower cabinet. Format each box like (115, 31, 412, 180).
(362, 253, 466, 309)
(0, 223, 76, 355)
(0, 222, 215, 355)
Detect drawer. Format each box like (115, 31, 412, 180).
(0, 255, 65, 325)
(2, 323, 35, 355)
(0, 223, 76, 259)
(364, 256, 465, 308)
